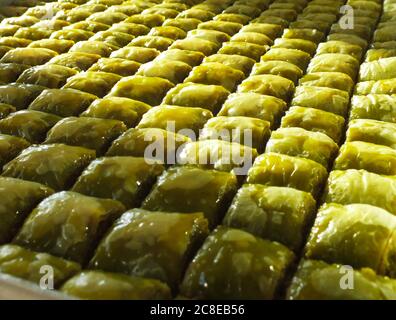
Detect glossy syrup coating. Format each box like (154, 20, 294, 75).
(90, 209, 209, 291)
(180, 226, 295, 299)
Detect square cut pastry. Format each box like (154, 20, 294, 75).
(252, 16, 288, 28)
(224, 3, 262, 16)
(297, 12, 336, 26)
(187, 29, 230, 46)
(317, 40, 363, 61)
(0, 63, 30, 84)
(298, 72, 354, 95)
(2, 144, 95, 191)
(223, 184, 316, 251)
(273, 38, 317, 56)
(307, 53, 360, 79)
(259, 9, 298, 21)
(0, 178, 53, 244)
(155, 49, 205, 67)
(64, 21, 109, 33)
(282, 28, 325, 44)
(106, 127, 190, 164)
(110, 46, 160, 63)
(16, 65, 78, 89)
(0, 24, 20, 37)
(148, 26, 187, 40)
(125, 14, 165, 28)
(355, 79, 396, 95)
(323, 169, 396, 215)
(247, 153, 328, 198)
(2, 15, 40, 27)
(177, 140, 258, 175)
(154, 3, 188, 12)
(45, 117, 126, 155)
(265, 127, 339, 168)
(374, 25, 396, 43)
(109, 22, 150, 36)
(62, 8, 98, 23)
(305, 203, 396, 278)
(136, 60, 192, 84)
(238, 75, 295, 102)
(89, 209, 209, 291)
(291, 86, 350, 117)
(170, 38, 219, 56)
(359, 58, 396, 82)
(286, 259, 396, 300)
(162, 83, 230, 113)
(62, 71, 121, 98)
(0, 244, 80, 287)
(142, 166, 238, 227)
(163, 18, 201, 32)
(177, 9, 216, 22)
(0, 83, 45, 110)
(349, 95, 396, 123)
(14, 191, 125, 264)
(199, 116, 271, 152)
(108, 75, 174, 106)
(281, 106, 345, 144)
(251, 61, 303, 84)
(180, 226, 295, 299)
(47, 52, 101, 71)
(0, 110, 61, 144)
(90, 31, 134, 48)
(72, 157, 164, 208)
(203, 54, 255, 76)
(0, 37, 32, 49)
(29, 88, 97, 117)
(261, 48, 311, 70)
(88, 58, 141, 77)
(32, 19, 70, 31)
(240, 23, 283, 40)
(68, 41, 118, 57)
(13, 27, 52, 41)
(327, 34, 367, 49)
(81, 97, 150, 128)
(218, 93, 287, 126)
(345, 119, 396, 149)
(333, 141, 396, 176)
(137, 105, 212, 136)
(50, 29, 95, 42)
(0, 48, 57, 66)
(61, 271, 171, 300)
(231, 32, 273, 46)
(329, 23, 372, 42)
(218, 42, 268, 61)
(270, 2, 305, 11)
(0, 134, 29, 168)
(87, 11, 128, 25)
(184, 62, 245, 92)
(289, 17, 332, 34)
(129, 36, 174, 52)
(141, 8, 179, 19)
(214, 13, 250, 25)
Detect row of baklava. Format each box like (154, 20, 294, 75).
(286, 0, 396, 300)
(0, 0, 280, 300)
(0, 0, 226, 299)
(176, 0, 334, 300)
